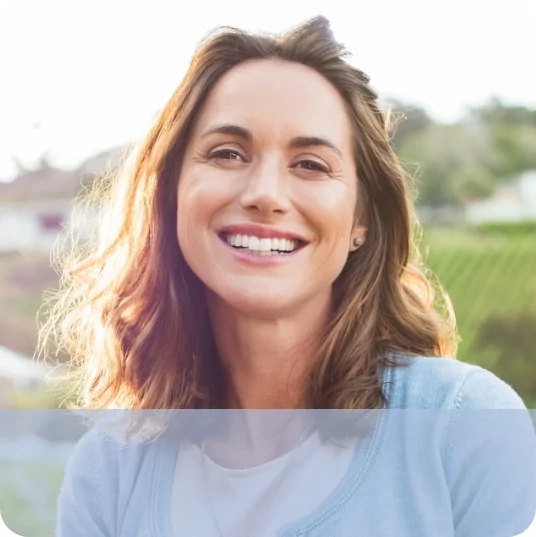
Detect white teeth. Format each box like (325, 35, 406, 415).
(249, 236, 260, 250)
(259, 238, 271, 251)
(224, 234, 300, 254)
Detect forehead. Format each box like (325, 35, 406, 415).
(193, 59, 353, 149)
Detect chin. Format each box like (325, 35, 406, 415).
(208, 286, 298, 319)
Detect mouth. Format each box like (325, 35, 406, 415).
(219, 232, 307, 256)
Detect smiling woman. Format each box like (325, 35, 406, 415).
(40, 15, 536, 537)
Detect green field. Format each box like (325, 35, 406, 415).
(422, 228, 536, 405)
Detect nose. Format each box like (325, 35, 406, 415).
(239, 158, 291, 215)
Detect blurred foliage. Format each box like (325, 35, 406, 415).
(387, 99, 434, 147)
(422, 228, 536, 406)
(396, 123, 495, 206)
(471, 99, 536, 126)
(476, 313, 536, 404)
(487, 124, 536, 179)
(389, 98, 536, 207)
(11, 383, 70, 410)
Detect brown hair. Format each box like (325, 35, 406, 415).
(39, 16, 457, 411)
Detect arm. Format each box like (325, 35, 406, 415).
(446, 368, 536, 537)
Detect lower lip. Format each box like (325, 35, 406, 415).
(219, 237, 305, 266)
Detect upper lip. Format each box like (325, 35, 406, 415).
(218, 223, 309, 243)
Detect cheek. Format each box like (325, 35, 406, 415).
(296, 182, 356, 240)
(176, 178, 206, 251)
(176, 173, 232, 249)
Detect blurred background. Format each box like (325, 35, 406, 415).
(0, 1, 535, 534)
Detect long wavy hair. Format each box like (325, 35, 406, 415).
(39, 16, 458, 412)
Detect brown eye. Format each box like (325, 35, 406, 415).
(209, 149, 243, 161)
(296, 160, 329, 173)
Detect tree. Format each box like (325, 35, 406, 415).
(384, 99, 434, 148)
(487, 124, 536, 179)
(470, 98, 536, 128)
(469, 100, 536, 179)
(396, 123, 495, 207)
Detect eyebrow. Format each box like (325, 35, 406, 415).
(290, 136, 342, 157)
(200, 124, 343, 157)
(200, 124, 252, 142)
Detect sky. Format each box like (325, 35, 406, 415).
(0, 0, 535, 180)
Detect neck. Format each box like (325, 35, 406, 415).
(207, 292, 331, 410)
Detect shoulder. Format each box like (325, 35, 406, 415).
(384, 354, 526, 409)
(64, 417, 164, 486)
(383, 356, 536, 534)
(58, 417, 163, 535)
(61, 421, 131, 503)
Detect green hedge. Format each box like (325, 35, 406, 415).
(476, 220, 536, 236)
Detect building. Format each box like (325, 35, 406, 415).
(0, 198, 101, 253)
(0, 148, 123, 253)
(465, 170, 536, 225)
(0, 198, 71, 253)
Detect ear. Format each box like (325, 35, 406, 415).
(349, 222, 367, 252)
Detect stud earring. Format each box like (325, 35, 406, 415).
(352, 237, 363, 248)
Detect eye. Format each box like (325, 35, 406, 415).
(209, 149, 244, 161)
(295, 160, 329, 174)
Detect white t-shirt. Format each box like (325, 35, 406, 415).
(171, 432, 356, 537)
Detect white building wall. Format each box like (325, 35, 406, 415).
(0, 200, 99, 253)
(465, 171, 536, 224)
(0, 210, 58, 252)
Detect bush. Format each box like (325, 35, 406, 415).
(475, 220, 536, 236)
(476, 313, 536, 407)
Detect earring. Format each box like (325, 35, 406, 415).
(352, 237, 362, 248)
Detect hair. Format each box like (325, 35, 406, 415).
(39, 15, 458, 413)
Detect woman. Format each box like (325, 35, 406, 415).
(45, 15, 536, 537)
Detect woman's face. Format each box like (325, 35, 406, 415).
(177, 59, 364, 317)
